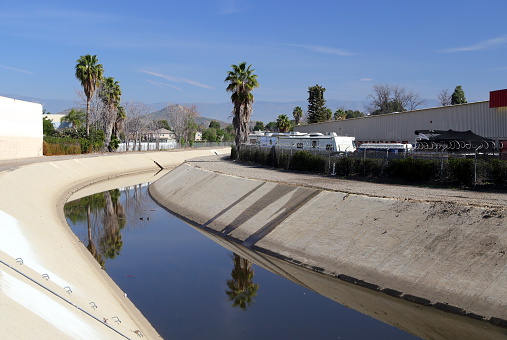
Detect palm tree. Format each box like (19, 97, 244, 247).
(276, 114, 292, 133)
(100, 190, 125, 260)
(75, 55, 104, 137)
(292, 106, 303, 125)
(99, 77, 122, 151)
(225, 253, 259, 310)
(225, 62, 259, 151)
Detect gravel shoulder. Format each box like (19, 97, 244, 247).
(187, 155, 507, 209)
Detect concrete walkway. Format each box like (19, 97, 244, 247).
(0, 148, 229, 339)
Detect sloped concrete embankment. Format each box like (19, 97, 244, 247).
(149, 163, 507, 326)
(0, 148, 229, 340)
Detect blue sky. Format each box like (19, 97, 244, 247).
(1, 0, 506, 107)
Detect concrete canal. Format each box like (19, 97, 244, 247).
(65, 178, 506, 339)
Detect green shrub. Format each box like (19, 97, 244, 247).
(387, 157, 438, 182)
(290, 151, 326, 172)
(334, 157, 383, 177)
(109, 135, 120, 151)
(448, 158, 474, 186)
(334, 157, 353, 176)
(487, 159, 507, 187)
(363, 159, 384, 177)
(81, 129, 105, 153)
(230, 145, 238, 160)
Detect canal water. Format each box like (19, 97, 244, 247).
(64, 181, 500, 340)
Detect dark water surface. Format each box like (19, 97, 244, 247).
(64, 183, 423, 340)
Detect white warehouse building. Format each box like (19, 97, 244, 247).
(0, 96, 43, 159)
(294, 90, 507, 147)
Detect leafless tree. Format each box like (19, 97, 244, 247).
(124, 101, 150, 151)
(366, 84, 425, 115)
(437, 89, 452, 106)
(76, 89, 104, 129)
(170, 104, 199, 145)
(393, 86, 425, 111)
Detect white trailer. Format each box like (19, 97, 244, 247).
(248, 132, 356, 153)
(357, 143, 413, 152)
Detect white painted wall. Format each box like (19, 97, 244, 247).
(0, 96, 43, 159)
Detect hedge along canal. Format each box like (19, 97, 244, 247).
(148, 163, 507, 330)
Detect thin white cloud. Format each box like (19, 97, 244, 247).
(141, 70, 214, 89)
(145, 79, 181, 91)
(0, 8, 119, 22)
(440, 35, 507, 53)
(285, 43, 355, 56)
(217, 0, 252, 14)
(360, 78, 373, 82)
(0, 65, 33, 75)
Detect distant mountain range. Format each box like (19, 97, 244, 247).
(2, 93, 440, 124)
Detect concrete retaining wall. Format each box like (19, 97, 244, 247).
(149, 164, 507, 324)
(0, 96, 43, 159)
(0, 148, 229, 339)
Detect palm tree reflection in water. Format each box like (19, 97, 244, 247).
(64, 189, 126, 268)
(225, 253, 260, 310)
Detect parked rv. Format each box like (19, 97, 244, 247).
(248, 132, 356, 153)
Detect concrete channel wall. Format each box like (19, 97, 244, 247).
(0, 148, 229, 339)
(149, 163, 507, 326)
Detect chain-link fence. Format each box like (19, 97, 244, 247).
(117, 141, 232, 152)
(238, 142, 507, 188)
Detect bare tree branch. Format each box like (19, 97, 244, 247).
(438, 88, 452, 106)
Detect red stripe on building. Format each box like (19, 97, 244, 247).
(490, 89, 507, 108)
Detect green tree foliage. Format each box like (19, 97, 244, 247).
(185, 118, 198, 145)
(276, 114, 292, 132)
(225, 124, 234, 134)
(75, 54, 104, 137)
(99, 77, 122, 151)
(253, 121, 265, 131)
(156, 119, 171, 130)
(225, 62, 259, 150)
(370, 100, 405, 115)
(43, 116, 57, 136)
(345, 110, 364, 119)
(307, 84, 329, 123)
(61, 109, 86, 131)
(265, 122, 277, 131)
(202, 127, 218, 142)
(203, 122, 234, 143)
(209, 120, 221, 129)
(451, 85, 467, 105)
(334, 109, 345, 120)
(324, 108, 333, 121)
(292, 106, 303, 125)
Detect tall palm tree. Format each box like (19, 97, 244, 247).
(225, 62, 259, 151)
(99, 77, 122, 151)
(292, 106, 303, 125)
(276, 114, 292, 133)
(75, 55, 104, 137)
